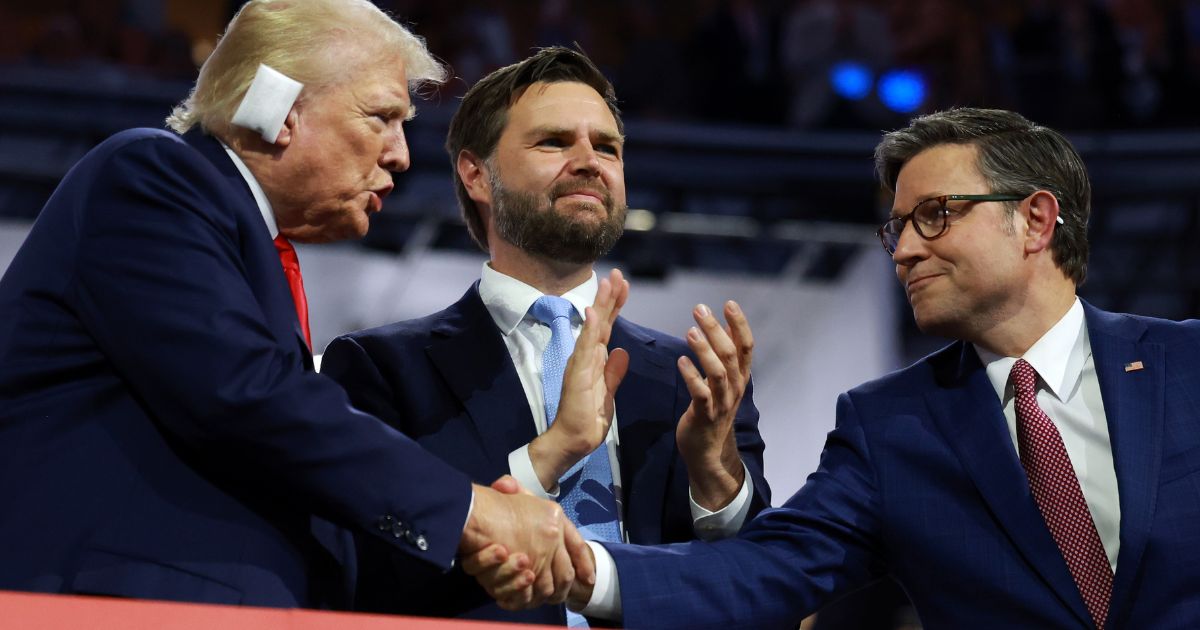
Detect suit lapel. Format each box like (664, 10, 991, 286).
(610, 319, 678, 544)
(927, 344, 1094, 627)
(425, 284, 538, 470)
(183, 129, 313, 369)
(1084, 304, 1164, 627)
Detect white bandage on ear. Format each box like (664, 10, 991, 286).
(231, 64, 304, 144)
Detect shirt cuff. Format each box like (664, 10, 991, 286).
(689, 461, 754, 541)
(575, 540, 621, 620)
(508, 443, 559, 499)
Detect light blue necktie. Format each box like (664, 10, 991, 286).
(530, 296, 621, 628)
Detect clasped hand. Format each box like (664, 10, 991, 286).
(460, 269, 629, 610)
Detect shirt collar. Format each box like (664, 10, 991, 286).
(975, 297, 1088, 403)
(478, 263, 597, 335)
(221, 141, 278, 239)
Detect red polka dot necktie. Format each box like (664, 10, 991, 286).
(273, 235, 311, 350)
(1011, 358, 1112, 628)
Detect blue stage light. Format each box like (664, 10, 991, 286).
(830, 61, 872, 100)
(878, 69, 926, 113)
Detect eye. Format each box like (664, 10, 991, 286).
(914, 200, 947, 225)
(595, 143, 620, 157)
(537, 137, 566, 148)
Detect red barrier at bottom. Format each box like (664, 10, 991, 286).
(0, 590, 557, 629)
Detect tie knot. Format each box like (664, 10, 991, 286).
(530, 295, 575, 326)
(1010, 358, 1039, 396)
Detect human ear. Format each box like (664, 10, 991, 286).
(273, 108, 298, 147)
(1023, 190, 1060, 254)
(457, 150, 493, 208)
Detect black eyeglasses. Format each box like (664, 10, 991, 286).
(876, 193, 1030, 255)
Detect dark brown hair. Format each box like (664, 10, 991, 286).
(446, 46, 622, 251)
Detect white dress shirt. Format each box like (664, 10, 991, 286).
(974, 298, 1121, 571)
(222, 143, 278, 238)
(478, 263, 753, 618)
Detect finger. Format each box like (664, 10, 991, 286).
(495, 575, 536, 611)
(462, 543, 512, 575)
(545, 536, 575, 605)
(607, 269, 628, 323)
(583, 305, 616, 348)
(478, 554, 533, 599)
(592, 275, 614, 320)
(692, 304, 740, 384)
(491, 474, 523, 495)
(677, 354, 713, 416)
(724, 300, 754, 378)
(530, 558, 558, 605)
(493, 571, 537, 609)
(564, 521, 596, 586)
(685, 324, 728, 400)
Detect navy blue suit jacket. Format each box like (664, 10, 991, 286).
(320, 284, 771, 624)
(607, 303, 1200, 629)
(0, 129, 472, 608)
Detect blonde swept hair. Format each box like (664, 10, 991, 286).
(167, 0, 446, 136)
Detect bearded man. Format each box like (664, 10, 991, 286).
(320, 47, 770, 626)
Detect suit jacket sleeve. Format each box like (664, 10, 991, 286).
(64, 133, 471, 570)
(608, 390, 883, 629)
(731, 377, 771, 518)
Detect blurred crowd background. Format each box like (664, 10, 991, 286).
(1, 2, 1198, 628)
(4, 0, 1200, 130)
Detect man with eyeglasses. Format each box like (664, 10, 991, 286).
(472, 107, 1200, 628)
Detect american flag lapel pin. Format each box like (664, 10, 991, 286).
(1124, 360, 1144, 372)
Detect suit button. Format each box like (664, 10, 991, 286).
(391, 522, 406, 538)
(415, 535, 428, 551)
(377, 515, 394, 532)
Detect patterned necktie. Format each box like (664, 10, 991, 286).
(1011, 358, 1112, 628)
(273, 235, 311, 350)
(529, 295, 620, 628)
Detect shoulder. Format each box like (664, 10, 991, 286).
(66, 128, 227, 198)
(845, 341, 962, 400)
(1086, 303, 1200, 347)
(329, 300, 471, 355)
(81, 128, 201, 171)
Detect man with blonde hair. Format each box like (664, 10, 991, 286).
(0, 0, 595, 609)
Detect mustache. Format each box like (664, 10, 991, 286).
(548, 178, 613, 207)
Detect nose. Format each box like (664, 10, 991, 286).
(380, 125, 411, 173)
(891, 218, 928, 267)
(567, 141, 601, 178)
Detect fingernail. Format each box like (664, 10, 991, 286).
(727, 301, 740, 314)
(695, 304, 711, 318)
(688, 327, 702, 341)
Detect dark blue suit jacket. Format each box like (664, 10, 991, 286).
(607, 303, 1200, 629)
(320, 284, 771, 624)
(0, 128, 472, 608)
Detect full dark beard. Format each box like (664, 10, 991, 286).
(491, 178, 626, 264)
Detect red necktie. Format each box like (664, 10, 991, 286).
(273, 235, 311, 350)
(1011, 358, 1112, 628)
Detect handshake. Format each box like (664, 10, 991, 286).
(454, 268, 755, 614)
(459, 475, 598, 612)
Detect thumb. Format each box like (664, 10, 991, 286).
(604, 347, 630, 397)
(491, 474, 523, 495)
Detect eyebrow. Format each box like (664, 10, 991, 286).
(376, 102, 415, 121)
(527, 125, 625, 146)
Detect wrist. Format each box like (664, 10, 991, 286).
(686, 453, 745, 511)
(459, 483, 493, 554)
(529, 430, 581, 491)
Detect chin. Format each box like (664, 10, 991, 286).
(911, 306, 954, 337)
